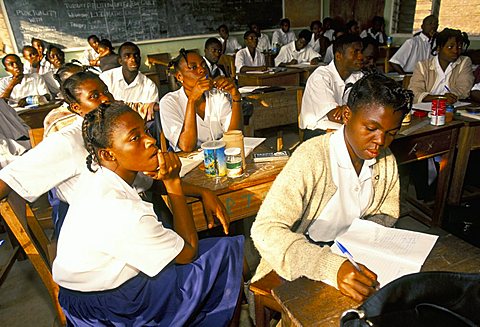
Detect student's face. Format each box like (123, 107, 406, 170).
(48, 48, 65, 68)
(23, 49, 39, 65)
(204, 43, 222, 63)
(338, 42, 364, 73)
(70, 78, 114, 116)
(343, 103, 404, 162)
(312, 24, 322, 36)
(105, 110, 159, 176)
(32, 40, 44, 56)
(295, 38, 308, 51)
(219, 27, 229, 39)
(251, 24, 260, 34)
(119, 45, 141, 72)
(438, 37, 462, 63)
(281, 22, 290, 33)
(422, 18, 438, 38)
(349, 24, 360, 35)
(3, 55, 23, 76)
(97, 45, 110, 57)
(372, 21, 384, 32)
(176, 53, 208, 87)
(88, 38, 99, 51)
(245, 33, 258, 48)
(362, 44, 377, 70)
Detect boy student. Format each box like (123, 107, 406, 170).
(309, 20, 328, 55)
(203, 38, 228, 78)
(360, 16, 387, 45)
(22, 46, 42, 74)
(31, 38, 51, 73)
(235, 30, 266, 73)
(322, 17, 335, 41)
(81, 34, 100, 66)
(390, 15, 439, 74)
(271, 18, 296, 49)
(300, 35, 364, 140)
(249, 23, 270, 53)
(0, 54, 50, 106)
(274, 29, 321, 67)
(323, 27, 347, 64)
(99, 42, 158, 121)
(217, 24, 242, 56)
(251, 73, 413, 302)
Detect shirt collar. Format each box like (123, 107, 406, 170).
(418, 33, 430, 42)
(112, 67, 141, 86)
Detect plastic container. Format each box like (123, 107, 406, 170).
(225, 147, 243, 178)
(445, 104, 454, 123)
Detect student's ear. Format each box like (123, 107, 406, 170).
(175, 71, 183, 84)
(98, 149, 116, 163)
(342, 106, 353, 124)
(69, 102, 82, 116)
(334, 51, 342, 62)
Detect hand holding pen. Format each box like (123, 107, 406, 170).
(444, 85, 458, 105)
(335, 240, 379, 302)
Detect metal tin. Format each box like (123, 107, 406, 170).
(430, 97, 446, 126)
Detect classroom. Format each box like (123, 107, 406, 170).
(1, 0, 480, 326)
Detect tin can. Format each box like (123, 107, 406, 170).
(201, 140, 227, 177)
(430, 97, 446, 126)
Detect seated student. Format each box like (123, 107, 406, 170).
(274, 29, 321, 67)
(409, 28, 474, 104)
(160, 49, 242, 152)
(42, 46, 66, 97)
(203, 37, 229, 78)
(235, 30, 267, 73)
(346, 20, 360, 36)
(360, 16, 387, 45)
(217, 24, 242, 56)
(0, 54, 50, 106)
(97, 39, 120, 72)
(362, 38, 380, 72)
(251, 73, 413, 301)
(53, 102, 244, 326)
(323, 28, 347, 64)
(81, 34, 100, 66)
(22, 45, 43, 74)
(271, 18, 296, 49)
(31, 38, 52, 73)
(309, 20, 329, 55)
(322, 17, 335, 41)
(300, 35, 364, 140)
(100, 42, 159, 121)
(471, 82, 480, 102)
(249, 23, 270, 53)
(390, 15, 438, 75)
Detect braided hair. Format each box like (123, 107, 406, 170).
(53, 63, 84, 86)
(60, 71, 100, 108)
(82, 102, 133, 172)
(347, 72, 413, 116)
(431, 28, 469, 56)
(168, 48, 198, 74)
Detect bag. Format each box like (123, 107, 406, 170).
(340, 271, 480, 327)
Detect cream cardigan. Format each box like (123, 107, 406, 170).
(251, 133, 400, 286)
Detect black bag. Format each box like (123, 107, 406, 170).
(340, 272, 480, 327)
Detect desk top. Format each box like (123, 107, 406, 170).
(17, 100, 64, 129)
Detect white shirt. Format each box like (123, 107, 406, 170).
(430, 56, 457, 95)
(323, 44, 334, 64)
(203, 56, 225, 78)
(274, 41, 320, 66)
(0, 73, 49, 102)
(100, 67, 159, 104)
(0, 117, 152, 203)
(160, 87, 232, 151)
(323, 29, 335, 41)
(257, 33, 271, 53)
(23, 57, 52, 75)
(42, 70, 60, 97)
(271, 29, 296, 48)
(309, 34, 321, 53)
(218, 36, 242, 56)
(300, 60, 363, 130)
(0, 100, 31, 168)
(235, 47, 266, 73)
(307, 126, 375, 242)
(389, 33, 433, 73)
(53, 167, 184, 291)
(360, 28, 385, 44)
(81, 47, 99, 65)
(472, 82, 480, 91)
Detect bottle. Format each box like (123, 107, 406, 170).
(387, 36, 393, 47)
(25, 95, 48, 106)
(225, 147, 243, 178)
(445, 104, 454, 123)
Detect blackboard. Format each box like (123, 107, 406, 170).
(3, 0, 282, 51)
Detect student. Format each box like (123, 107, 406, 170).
(160, 49, 242, 152)
(31, 38, 52, 73)
(203, 38, 228, 78)
(0, 54, 50, 106)
(81, 34, 100, 66)
(97, 39, 120, 72)
(309, 20, 328, 55)
(217, 24, 242, 56)
(22, 45, 41, 74)
(390, 15, 438, 74)
(360, 16, 387, 45)
(99, 42, 159, 121)
(235, 30, 266, 73)
(271, 18, 296, 49)
(408, 28, 474, 104)
(52, 102, 244, 326)
(322, 17, 335, 41)
(42, 45, 66, 97)
(300, 35, 364, 140)
(0, 72, 230, 236)
(362, 38, 380, 72)
(323, 28, 347, 64)
(346, 20, 360, 36)
(274, 29, 321, 67)
(249, 23, 270, 53)
(251, 73, 412, 301)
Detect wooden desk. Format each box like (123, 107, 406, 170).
(238, 69, 301, 87)
(272, 232, 480, 327)
(389, 117, 462, 226)
(17, 100, 63, 129)
(181, 147, 287, 231)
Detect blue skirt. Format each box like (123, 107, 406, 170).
(59, 236, 244, 326)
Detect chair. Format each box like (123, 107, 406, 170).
(0, 192, 66, 326)
(28, 127, 44, 148)
(249, 271, 284, 327)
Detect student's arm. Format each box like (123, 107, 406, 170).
(326, 105, 346, 123)
(450, 56, 475, 100)
(390, 62, 406, 75)
(408, 61, 431, 104)
(213, 76, 242, 131)
(125, 102, 159, 121)
(0, 75, 23, 100)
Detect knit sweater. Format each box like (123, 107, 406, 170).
(251, 133, 400, 286)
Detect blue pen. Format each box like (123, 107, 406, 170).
(335, 240, 362, 272)
(444, 85, 452, 93)
(0, 239, 4, 247)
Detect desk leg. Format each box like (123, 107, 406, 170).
(448, 125, 474, 206)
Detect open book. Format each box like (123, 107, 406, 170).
(331, 219, 438, 287)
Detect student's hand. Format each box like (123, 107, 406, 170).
(310, 57, 321, 65)
(288, 59, 298, 65)
(327, 105, 346, 123)
(18, 97, 27, 107)
(444, 92, 458, 105)
(190, 76, 213, 102)
(145, 102, 159, 121)
(200, 189, 230, 234)
(337, 260, 379, 302)
(10, 74, 23, 85)
(213, 76, 241, 101)
(145, 151, 182, 181)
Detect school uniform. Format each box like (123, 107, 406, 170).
(323, 29, 335, 42)
(99, 67, 159, 107)
(160, 87, 232, 151)
(42, 70, 60, 97)
(271, 29, 296, 48)
(54, 167, 244, 326)
(299, 60, 363, 131)
(308, 34, 321, 53)
(82, 48, 99, 66)
(235, 47, 266, 73)
(472, 82, 480, 91)
(323, 44, 334, 64)
(389, 33, 433, 73)
(203, 57, 226, 78)
(257, 33, 271, 53)
(360, 28, 385, 44)
(0, 73, 49, 102)
(23, 57, 52, 75)
(274, 41, 320, 66)
(218, 36, 242, 55)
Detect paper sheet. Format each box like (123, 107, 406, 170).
(412, 101, 471, 111)
(458, 110, 480, 120)
(244, 137, 266, 156)
(238, 86, 269, 94)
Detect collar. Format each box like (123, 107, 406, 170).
(431, 56, 461, 71)
(112, 66, 141, 86)
(418, 33, 430, 42)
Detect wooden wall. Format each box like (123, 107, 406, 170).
(284, 0, 323, 27)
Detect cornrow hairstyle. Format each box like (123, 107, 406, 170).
(431, 28, 469, 56)
(347, 72, 413, 117)
(82, 102, 133, 172)
(61, 71, 101, 106)
(53, 63, 84, 86)
(168, 48, 197, 74)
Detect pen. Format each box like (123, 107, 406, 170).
(444, 85, 452, 93)
(0, 239, 4, 247)
(335, 240, 362, 272)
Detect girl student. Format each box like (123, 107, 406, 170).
(0, 72, 229, 237)
(53, 102, 244, 326)
(160, 49, 242, 152)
